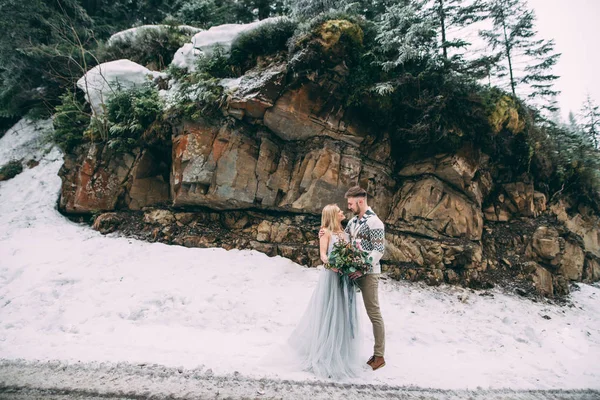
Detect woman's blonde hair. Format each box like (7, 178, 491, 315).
(321, 204, 342, 233)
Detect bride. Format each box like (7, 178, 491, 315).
(288, 204, 361, 379)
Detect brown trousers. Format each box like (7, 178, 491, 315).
(356, 273, 385, 357)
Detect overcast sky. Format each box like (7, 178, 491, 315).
(527, 0, 600, 120)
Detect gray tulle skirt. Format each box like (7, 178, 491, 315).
(288, 269, 361, 379)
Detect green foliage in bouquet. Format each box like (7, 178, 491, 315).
(326, 240, 372, 285)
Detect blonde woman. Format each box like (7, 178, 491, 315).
(288, 204, 361, 380)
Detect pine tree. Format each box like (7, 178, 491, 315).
(426, 0, 485, 60)
(175, 0, 286, 27)
(287, 0, 343, 19)
(341, 0, 397, 20)
(479, 0, 560, 110)
(568, 110, 578, 131)
(423, 0, 503, 79)
(373, 0, 491, 78)
(580, 95, 600, 149)
(0, 0, 94, 118)
(374, 0, 437, 71)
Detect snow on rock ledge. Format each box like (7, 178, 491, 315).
(171, 43, 202, 72)
(77, 59, 166, 115)
(171, 17, 287, 72)
(107, 25, 202, 46)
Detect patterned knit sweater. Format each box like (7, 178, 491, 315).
(344, 207, 385, 274)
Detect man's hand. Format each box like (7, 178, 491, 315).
(349, 271, 363, 280)
(318, 227, 326, 238)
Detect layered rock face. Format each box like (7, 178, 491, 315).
(59, 56, 600, 297)
(168, 62, 396, 219)
(59, 144, 169, 213)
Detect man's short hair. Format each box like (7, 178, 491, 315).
(345, 186, 367, 198)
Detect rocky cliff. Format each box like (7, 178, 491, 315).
(57, 23, 600, 299)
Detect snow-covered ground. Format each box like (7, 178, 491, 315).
(1, 120, 599, 398)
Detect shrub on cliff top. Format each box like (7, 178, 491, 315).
(528, 119, 600, 209)
(58, 84, 167, 153)
(195, 45, 238, 78)
(169, 72, 225, 122)
(53, 91, 91, 152)
(102, 84, 164, 151)
(230, 18, 297, 71)
(487, 94, 526, 135)
(0, 160, 23, 181)
(288, 12, 368, 70)
(97, 25, 193, 71)
(164, 46, 228, 123)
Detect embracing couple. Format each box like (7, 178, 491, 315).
(288, 186, 386, 379)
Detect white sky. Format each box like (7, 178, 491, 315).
(527, 0, 600, 120)
(435, 0, 599, 121)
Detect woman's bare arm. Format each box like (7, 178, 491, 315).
(319, 230, 330, 265)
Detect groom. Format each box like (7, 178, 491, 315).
(321, 185, 386, 370)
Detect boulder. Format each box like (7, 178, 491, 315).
(226, 64, 287, 120)
(528, 226, 561, 262)
(384, 233, 443, 267)
(503, 182, 535, 216)
(559, 240, 585, 281)
(263, 83, 371, 145)
(256, 220, 272, 242)
(92, 212, 121, 234)
(387, 176, 483, 240)
(441, 242, 483, 269)
(384, 233, 482, 270)
(59, 144, 138, 213)
(583, 257, 600, 283)
(551, 200, 600, 258)
(553, 275, 570, 296)
(533, 191, 547, 216)
(77, 60, 165, 115)
(59, 145, 169, 213)
(526, 262, 554, 297)
(485, 181, 539, 222)
(144, 209, 175, 225)
(397, 148, 487, 205)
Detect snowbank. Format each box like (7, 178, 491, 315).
(0, 118, 53, 165)
(171, 43, 203, 72)
(107, 25, 202, 46)
(171, 17, 287, 71)
(77, 59, 166, 115)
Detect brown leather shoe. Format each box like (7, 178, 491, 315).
(369, 356, 386, 371)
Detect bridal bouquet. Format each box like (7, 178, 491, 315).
(325, 240, 372, 282)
